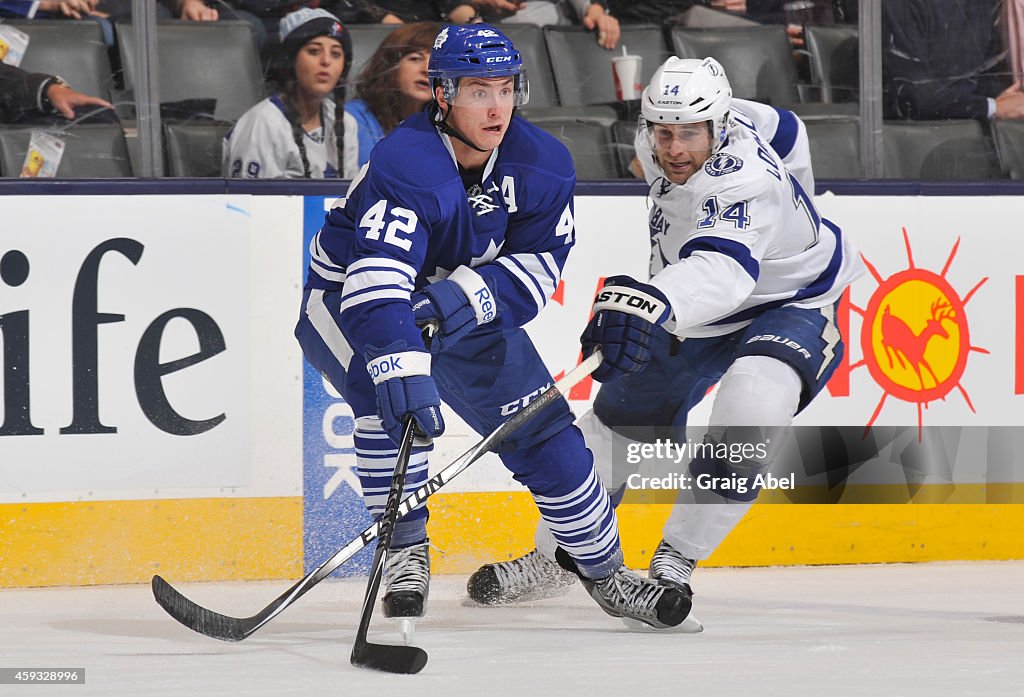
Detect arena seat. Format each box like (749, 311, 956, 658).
(883, 120, 999, 180)
(669, 25, 800, 107)
(804, 117, 863, 179)
(519, 105, 619, 127)
(5, 19, 114, 104)
(163, 120, 233, 177)
(501, 24, 558, 108)
(543, 25, 668, 106)
(0, 125, 132, 177)
(117, 20, 264, 122)
(993, 120, 1024, 180)
(345, 24, 399, 101)
(804, 25, 859, 104)
(530, 117, 620, 180)
(610, 119, 639, 179)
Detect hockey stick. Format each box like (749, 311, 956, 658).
(349, 415, 426, 674)
(152, 351, 602, 642)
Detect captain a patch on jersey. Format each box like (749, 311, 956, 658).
(704, 152, 744, 177)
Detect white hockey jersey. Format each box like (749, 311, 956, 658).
(636, 102, 864, 339)
(222, 95, 359, 179)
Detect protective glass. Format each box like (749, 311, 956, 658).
(442, 71, 530, 109)
(643, 120, 714, 152)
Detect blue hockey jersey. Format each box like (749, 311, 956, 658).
(304, 111, 577, 357)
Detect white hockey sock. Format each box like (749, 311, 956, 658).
(664, 356, 801, 559)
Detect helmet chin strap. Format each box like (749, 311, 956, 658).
(432, 102, 491, 154)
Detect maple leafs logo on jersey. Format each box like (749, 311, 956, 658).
(467, 183, 500, 216)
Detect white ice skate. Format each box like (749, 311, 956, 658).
(466, 548, 578, 605)
(381, 540, 430, 645)
(586, 565, 693, 630)
(640, 539, 702, 633)
(648, 539, 696, 592)
(554, 548, 692, 630)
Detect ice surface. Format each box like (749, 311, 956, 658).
(2, 562, 1022, 696)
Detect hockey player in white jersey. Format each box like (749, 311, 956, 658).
(468, 56, 864, 607)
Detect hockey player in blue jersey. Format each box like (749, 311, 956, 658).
(294, 24, 692, 631)
(468, 56, 865, 607)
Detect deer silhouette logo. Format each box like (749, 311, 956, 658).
(879, 299, 956, 390)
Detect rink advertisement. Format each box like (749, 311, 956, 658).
(3, 188, 1023, 588)
(299, 195, 376, 577)
(1, 195, 304, 587)
(298, 191, 1024, 578)
(0, 197, 252, 493)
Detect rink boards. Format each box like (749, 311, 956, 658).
(1, 185, 1023, 587)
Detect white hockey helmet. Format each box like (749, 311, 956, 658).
(641, 56, 732, 154)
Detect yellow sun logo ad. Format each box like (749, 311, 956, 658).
(850, 228, 989, 436)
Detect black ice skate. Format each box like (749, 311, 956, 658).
(648, 539, 696, 596)
(554, 548, 692, 630)
(467, 548, 578, 605)
(381, 540, 430, 643)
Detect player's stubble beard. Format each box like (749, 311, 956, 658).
(657, 143, 712, 185)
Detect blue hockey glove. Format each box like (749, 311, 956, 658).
(365, 341, 446, 445)
(411, 266, 497, 354)
(580, 276, 672, 383)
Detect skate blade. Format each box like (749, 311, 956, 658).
(392, 617, 416, 645)
(464, 585, 575, 607)
(621, 613, 703, 634)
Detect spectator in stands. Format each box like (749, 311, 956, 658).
(225, 0, 386, 28)
(347, 21, 437, 165)
(476, 0, 620, 50)
(220, 1, 476, 59)
(370, 1, 478, 22)
(223, 8, 360, 178)
(0, 0, 110, 19)
(167, 0, 268, 49)
(747, 1, 855, 52)
(605, 0, 745, 24)
(883, 0, 1024, 121)
(0, 62, 113, 123)
(0, 0, 174, 48)
(237, 0, 478, 26)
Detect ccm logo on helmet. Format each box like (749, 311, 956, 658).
(486, 56, 513, 63)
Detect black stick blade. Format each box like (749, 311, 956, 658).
(152, 575, 256, 642)
(351, 641, 428, 674)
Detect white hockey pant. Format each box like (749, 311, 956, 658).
(536, 355, 802, 562)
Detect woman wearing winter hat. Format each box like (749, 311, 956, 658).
(223, 7, 359, 179)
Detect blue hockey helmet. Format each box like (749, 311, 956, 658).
(428, 24, 529, 107)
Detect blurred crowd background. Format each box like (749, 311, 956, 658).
(1, 0, 1023, 181)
